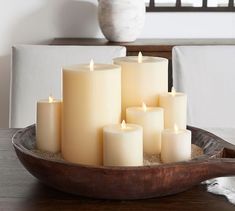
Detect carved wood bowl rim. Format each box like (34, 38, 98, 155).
(12, 125, 235, 200)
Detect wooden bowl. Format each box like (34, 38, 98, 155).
(12, 125, 235, 200)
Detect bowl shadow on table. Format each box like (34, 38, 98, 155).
(19, 181, 232, 211)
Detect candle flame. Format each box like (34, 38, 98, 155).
(138, 52, 143, 63)
(49, 95, 54, 103)
(174, 124, 179, 132)
(121, 120, 127, 129)
(90, 59, 94, 71)
(171, 87, 176, 96)
(142, 102, 147, 112)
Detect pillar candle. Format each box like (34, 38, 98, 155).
(159, 87, 187, 129)
(62, 61, 121, 165)
(126, 103, 164, 155)
(161, 125, 191, 163)
(113, 52, 168, 119)
(103, 121, 143, 167)
(36, 96, 61, 153)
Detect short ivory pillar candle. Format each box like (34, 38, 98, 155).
(36, 96, 61, 153)
(126, 103, 164, 155)
(62, 60, 121, 165)
(103, 121, 143, 167)
(161, 125, 191, 163)
(113, 52, 168, 119)
(159, 87, 187, 129)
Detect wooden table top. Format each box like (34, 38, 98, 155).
(1, 128, 234, 211)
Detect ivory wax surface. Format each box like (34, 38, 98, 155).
(161, 128, 191, 163)
(113, 56, 168, 119)
(126, 106, 164, 155)
(159, 92, 187, 129)
(103, 123, 143, 167)
(62, 64, 121, 165)
(36, 99, 61, 153)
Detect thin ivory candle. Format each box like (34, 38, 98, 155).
(159, 87, 187, 129)
(36, 96, 61, 153)
(161, 125, 191, 163)
(62, 61, 121, 165)
(103, 120, 143, 167)
(126, 103, 164, 155)
(113, 52, 168, 119)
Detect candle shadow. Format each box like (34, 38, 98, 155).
(18, 181, 212, 210)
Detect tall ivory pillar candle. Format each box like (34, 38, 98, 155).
(62, 61, 121, 165)
(113, 53, 168, 119)
(159, 88, 187, 129)
(126, 103, 164, 155)
(103, 121, 143, 167)
(161, 125, 191, 163)
(36, 96, 61, 153)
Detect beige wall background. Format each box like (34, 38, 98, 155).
(1, 0, 235, 128)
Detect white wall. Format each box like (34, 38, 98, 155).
(1, 0, 235, 127)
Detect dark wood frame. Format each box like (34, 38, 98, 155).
(146, 0, 235, 12)
(12, 125, 235, 200)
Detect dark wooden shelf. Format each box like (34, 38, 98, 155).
(52, 38, 235, 56)
(52, 38, 173, 55)
(51, 38, 235, 91)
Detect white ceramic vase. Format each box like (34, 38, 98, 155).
(98, 0, 146, 42)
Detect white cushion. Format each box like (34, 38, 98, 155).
(173, 45, 235, 128)
(10, 45, 126, 128)
(173, 45, 235, 205)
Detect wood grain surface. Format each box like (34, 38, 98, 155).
(0, 127, 231, 210)
(12, 126, 235, 200)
